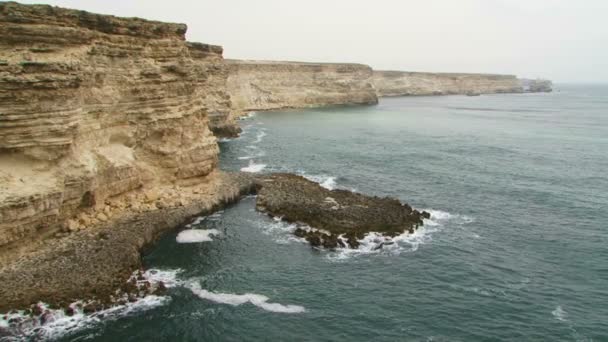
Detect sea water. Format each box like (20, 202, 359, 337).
(15, 84, 608, 341)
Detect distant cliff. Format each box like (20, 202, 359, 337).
(520, 78, 553, 93)
(372, 71, 526, 96)
(226, 60, 378, 112)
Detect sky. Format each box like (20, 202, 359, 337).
(16, 0, 608, 83)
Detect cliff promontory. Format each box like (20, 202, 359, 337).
(0, 1, 241, 249)
(372, 71, 526, 96)
(226, 60, 378, 112)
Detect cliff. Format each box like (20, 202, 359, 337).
(226, 60, 378, 112)
(0, 1, 241, 249)
(372, 71, 526, 96)
(520, 78, 553, 93)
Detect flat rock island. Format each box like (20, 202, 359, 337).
(255, 174, 430, 249)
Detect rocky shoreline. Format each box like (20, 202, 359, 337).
(0, 1, 551, 323)
(1, 170, 434, 318)
(0, 172, 255, 313)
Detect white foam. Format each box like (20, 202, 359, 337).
(326, 209, 474, 260)
(300, 173, 337, 190)
(184, 212, 223, 228)
(186, 282, 305, 314)
(422, 209, 474, 226)
(5, 297, 170, 341)
(552, 305, 568, 321)
(176, 229, 219, 243)
(253, 130, 267, 144)
(250, 216, 304, 245)
(241, 160, 266, 173)
(237, 150, 266, 160)
(239, 111, 257, 120)
(0, 268, 180, 341)
(141, 268, 182, 287)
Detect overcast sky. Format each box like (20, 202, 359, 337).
(17, 0, 608, 83)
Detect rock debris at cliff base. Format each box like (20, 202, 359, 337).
(0, 172, 255, 312)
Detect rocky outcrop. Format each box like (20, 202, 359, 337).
(520, 78, 553, 93)
(255, 174, 429, 249)
(372, 71, 525, 96)
(0, 2, 240, 249)
(0, 171, 255, 311)
(226, 60, 378, 113)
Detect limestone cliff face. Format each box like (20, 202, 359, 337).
(373, 71, 525, 96)
(226, 60, 378, 112)
(0, 2, 237, 247)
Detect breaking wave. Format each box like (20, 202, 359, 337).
(324, 209, 474, 260)
(241, 160, 267, 173)
(184, 211, 223, 229)
(237, 150, 266, 160)
(239, 111, 257, 120)
(298, 172, 338, 190)
(186, 282, 305, 314)
(552, 305, 567, 321)
(253, 130, 267, 144)
(176, 229, 219, 243)
(0, 269, 181, 341)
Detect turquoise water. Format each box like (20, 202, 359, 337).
(63, 85, 607, 341)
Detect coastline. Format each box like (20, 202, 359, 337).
(0, 171, 255, 312)
(0, 1, 552, 318)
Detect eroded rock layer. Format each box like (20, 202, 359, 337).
(226, 60, 379, 113)
(0, 2, 239, 248)
(372, 71, 526, 96)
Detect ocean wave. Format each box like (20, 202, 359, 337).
(186, 282, 305, 314)
(1, 297, 169, 342)
(298, 173, 337, 190)
(237, 150, 266, 160)
(422, 209, 474, 226)
(241, 161, 266, 173)
(239, 111, 257, 120)
(325, 209, 474, 261)
(253, 130, 267, 144)
(0, 269, 180, 341)
(176, 229, 219, 243)
(552, 305, 568, 321)
(250, 216, 305, 245)
(184, 211, 223, 229)
(253, 207, 473, 260)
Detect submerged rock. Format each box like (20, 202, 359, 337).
(255, 173, 429, 249)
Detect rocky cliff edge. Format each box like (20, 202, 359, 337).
(0, 1, 241, 250)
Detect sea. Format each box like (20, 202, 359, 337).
(3, 84, 607, 341)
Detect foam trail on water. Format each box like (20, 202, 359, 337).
(176, 229, 219, 243)
(253, 130, 267, 143)
(238, 150, 266, 160)
(186, 282, 305, 314)
(552, 305, 568, 321)
(241, 160, 266, 173)
(184, 211, 223, 228)
(252, 216, 306, 244)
